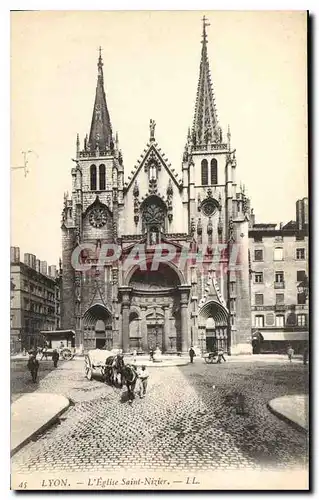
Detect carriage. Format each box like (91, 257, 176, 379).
(39, 330, 76, 361)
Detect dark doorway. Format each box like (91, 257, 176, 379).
(147, 325, 163, 351)
(206, 335, 216, 352)
(252, 339, 261, 354)
(96, 338, 106, 349)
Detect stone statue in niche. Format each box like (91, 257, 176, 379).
(150, 230, 158, 246)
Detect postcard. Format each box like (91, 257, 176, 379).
(10, 10, 309, 491)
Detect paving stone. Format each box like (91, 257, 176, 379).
(11, 359, 308, 472)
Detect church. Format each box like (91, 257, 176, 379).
(61, 18, 253, 355)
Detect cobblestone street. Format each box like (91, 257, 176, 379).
(11, 358, 308, 473)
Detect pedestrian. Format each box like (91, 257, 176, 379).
(52, 349, 59, 368)
(138, 365, 149, 399)
(217, 348, 226, 363)
(189, 346, 195, 363)
(287, 345, 294, 363)
(132, 348, 137, 363)
(41, 341, 49, 360)
(303, 347, 309, 365)
(27, 351, 39, 383)
(149, 347, 154, 362)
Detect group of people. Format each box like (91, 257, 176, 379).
(189, 346, 227, 364)
(287, 345, 309, 365)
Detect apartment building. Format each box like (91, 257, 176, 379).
(249, 198, 308, 353)
(10, 247, 61, 353)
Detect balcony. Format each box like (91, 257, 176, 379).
(275, 304, 286, 312)
(274, 281, 285, 289)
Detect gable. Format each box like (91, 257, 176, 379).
(124, 142, 182, 194)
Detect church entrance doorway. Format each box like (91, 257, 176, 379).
(147, 324, 163, 351)
(126, 262, 183, 353)
(83, 304, 112, 351)
(199, 301, 229, 353)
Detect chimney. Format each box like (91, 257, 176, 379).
(10, 246, 20, 263)
(296, 199, 303, 231)
(48, 265, 57, 278)
(40, 261, 48, 275)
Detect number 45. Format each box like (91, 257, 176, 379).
(18, 481, 27, 489)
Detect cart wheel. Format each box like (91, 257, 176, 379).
(62, 348, 72, 361)
(204, 357, 210, 364)
(84, 356, 93, 380)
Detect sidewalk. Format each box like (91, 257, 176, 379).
(226, 354, 303, 363)
(268, 395, 308, 432)
(11, 393, 70, 455)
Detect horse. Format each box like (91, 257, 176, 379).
(121, 364, 139, 403)
(104, 354, 125, 387)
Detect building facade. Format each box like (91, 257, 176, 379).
(61, 20, 254, 355)
(249, 198, 308, 354)
(10, 247, 61, 353)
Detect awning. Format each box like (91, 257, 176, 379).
(262, 331, 308, 341)
(40, 330, 75, 337)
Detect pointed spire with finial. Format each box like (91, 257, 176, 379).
(227, 125, 231, 150)
(76, 133, 80, 157)
(88, 47, 113, 155)
(191, 16, 221, 149)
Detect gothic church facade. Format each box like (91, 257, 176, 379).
(61, 20, 253, 354)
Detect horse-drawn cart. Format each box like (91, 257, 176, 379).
(84, 349, 116, 381)
(41, 346, 75, 361)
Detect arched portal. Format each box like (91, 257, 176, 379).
(198, 301, 229, 353)
(252, 331, 264, 354)
(83, 304, 112, 350)
(124, 262, 185, 353)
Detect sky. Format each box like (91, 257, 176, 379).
(10, 10, 308, 266)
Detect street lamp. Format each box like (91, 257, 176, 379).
(297, 275, 309, 299)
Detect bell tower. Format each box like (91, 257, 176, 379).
(183, 17, 252, 354)
(61, 48, 124, 352)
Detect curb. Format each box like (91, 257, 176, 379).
(11, 397, 70, 456)
(267, 401, 308, 434)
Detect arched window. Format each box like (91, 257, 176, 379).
(99, 164, 106, 191)
(90, 165, 97, 191)
(149, 163, 157, 180)
(211, 159, 218, 185)
(201, 159, 208, 185)
(141, 195, 167, 242)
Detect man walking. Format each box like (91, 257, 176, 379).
(303, 347, 309, 365)
(138, 365, 149, 399)
(189, 346, 195, 364)
(52, 349, 59, 368)
(132, 348, 137, 363)
(41, 340, 49, 360)
(27, 351, 39, 383)
(217, 348, 226, 363)
(287, 345, 294, 363)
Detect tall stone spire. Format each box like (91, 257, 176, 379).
(191, 16, 222, 148)
(88, 47, 113, 154)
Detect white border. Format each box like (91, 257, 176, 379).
(3, 2, 316, 498)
